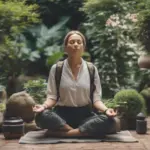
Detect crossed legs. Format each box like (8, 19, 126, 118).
(35, 109, 115, 138)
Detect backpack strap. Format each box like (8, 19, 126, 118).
(86, 62, 96, 104)
(55, 61, 64, 101)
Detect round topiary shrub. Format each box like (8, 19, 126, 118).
(114, 89, 146, 130)
(140, 87, 150, 114)
(114, 89, 146, 117)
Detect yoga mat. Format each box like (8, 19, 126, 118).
(19, 130, 138, 144)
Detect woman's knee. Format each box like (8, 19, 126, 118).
(79, 114, 115, 136)
(35, 109, 51, 127)
(97, 114, 116, 133)
(35, 109, 66, 130)
(98, 114, 115, 127)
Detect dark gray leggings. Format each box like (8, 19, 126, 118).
(35, 106, 115, 136)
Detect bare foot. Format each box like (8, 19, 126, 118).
(44, 128, 89, 138)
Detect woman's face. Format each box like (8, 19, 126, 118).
(65, 34, 84, 58)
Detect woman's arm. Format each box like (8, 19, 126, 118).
(43, 64, 57, 109)
(93, 100, 108, 112)
(42, 98, 57, 109)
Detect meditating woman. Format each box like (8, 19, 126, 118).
(33, 30, 117, 137)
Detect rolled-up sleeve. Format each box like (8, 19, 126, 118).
(47, 64, 57, 101)
(93, 66, 102, 103)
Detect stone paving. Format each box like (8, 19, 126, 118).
(0, 117, 150, 150)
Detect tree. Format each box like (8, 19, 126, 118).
(0, 0, 40, 95)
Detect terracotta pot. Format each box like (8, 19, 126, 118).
(138, 55, 150, 69)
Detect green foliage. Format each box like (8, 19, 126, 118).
(0, 76, 7, 87)
(23, 79, 47, 104)
(0, 0, 84, 83)
(0, 0, 40, 77)
(137, 10, 150, 53)
(81, 0, 143, 98)
(140, 87, 150, 113)
(46, 51, 64, 67)
(82, 0, 122, 15)
(0, 0, 39, 35)
(140, 88, 150, 99)
(0, 85, 6, 112)
(28, 0, 84, 28)
(137, 70, 150, 92)
(82, 52, 91, 62)
(133, 0, 150, 53)
(114, 89, 146, 117)
(0, 85, 5, 91)
(22, 16, 70, 67)
(0, 103, 6, 112)
(103, 99, 118, 109)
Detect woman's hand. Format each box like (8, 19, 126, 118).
(32, 104, 45, 113)
(105, 108, 117, 117)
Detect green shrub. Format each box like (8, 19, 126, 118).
(114, 89, 146, 117)
(0, 103, 6, 112)
(140, 88, 150, 99)
(82, 52, 91, 62)
(103, 99, 118, 109)
(140, 87, 150, 113)
(23, 78, 47, 104)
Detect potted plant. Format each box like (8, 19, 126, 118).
(114, 89, 146, 129)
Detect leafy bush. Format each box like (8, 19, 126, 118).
(114, 89, 146, 117)
(103, 99, 118, 109)
(0, 0, 40, 90)
(23, 79, 47, 104)
(140, 87, 150, 113)
(81, 0, 143, 98)
(82, 52, 91, 62)
(0, 0, 39, 36)
(136, 1, 150, 53)
(140, 88, 150, 98)
(0, 103, 6, 112)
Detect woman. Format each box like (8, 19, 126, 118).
(33, 30, 117, 137)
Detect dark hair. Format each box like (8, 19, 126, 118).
(64, 30, 86, 48)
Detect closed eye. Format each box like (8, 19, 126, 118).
(69, 40, 82, 45)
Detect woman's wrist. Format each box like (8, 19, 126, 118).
(103, 108, 109, 114)
(42, 103, 48, 109)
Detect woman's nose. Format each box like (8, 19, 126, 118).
(74, 42, 78, 46)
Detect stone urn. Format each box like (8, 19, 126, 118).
(138, 55, 150, 69)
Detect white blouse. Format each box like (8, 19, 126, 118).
(47, 58, 102, 107)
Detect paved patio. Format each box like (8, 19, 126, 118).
(0, 117, 150, 150)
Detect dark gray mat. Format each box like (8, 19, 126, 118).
(19, 130, 138, 144)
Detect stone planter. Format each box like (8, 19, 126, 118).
(138, 55, 150, 69)
(118, 116, 136, 130)
(127, 117, 136, 130)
